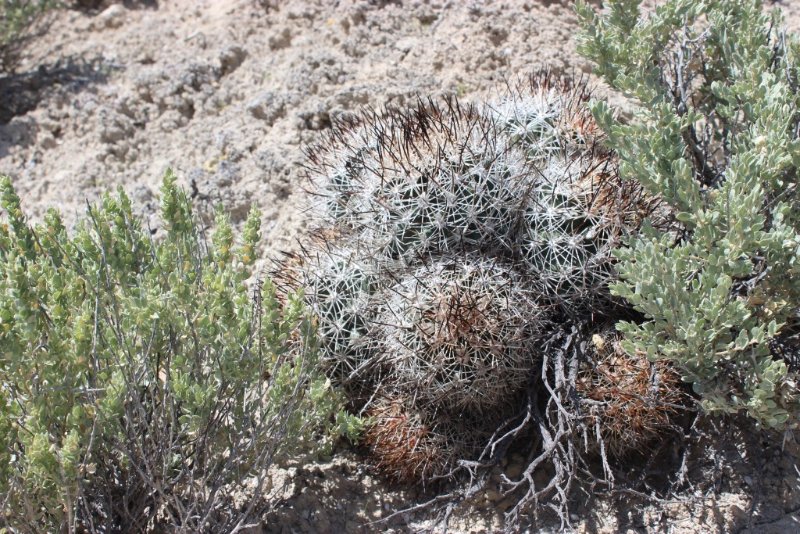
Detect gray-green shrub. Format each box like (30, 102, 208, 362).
(0, 172, 346, 533)
(577, 0, 800, 428)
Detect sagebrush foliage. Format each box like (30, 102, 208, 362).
(577, 0, 800, 428)
(0, 172, 346, 533)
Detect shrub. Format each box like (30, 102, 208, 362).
(577, 0, 800, 428)
(0, 172, 345, 533)
(0, 0, 55, 72)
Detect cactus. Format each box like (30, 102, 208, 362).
(363, 394, 492, 484)
(282, 71, 655, 487)
(305, 101, 533, 266)
(289, 244, 380, 384)
(490, 74, 659, 310)
(488, 72, 599, 157)
(375, 257, 545, 414)
(576, 331, 684, 457)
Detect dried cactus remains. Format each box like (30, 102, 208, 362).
(363, 395, 489, 485)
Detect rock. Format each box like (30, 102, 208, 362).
(268, 27, 293, 50)
(497, 496, 518, 512)
(97, 107, 133, 144)
(96, 4, 126, 29)
(218, 46, 247, 76)
(484, 488, 503, 502)
(296, 107, 330, 131)
(130, 184, 153, 205)
(332, 86, 370, 108)
(247, 91, 287, 125)
(504, 453, 525, 479)
(212, 160, 239, 188)
(39, 133, 57, 150)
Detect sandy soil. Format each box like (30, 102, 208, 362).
(1, 1, 800, 532)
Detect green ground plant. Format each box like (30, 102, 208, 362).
(0, 172, 347, 533)
(577, 0, 800, 428)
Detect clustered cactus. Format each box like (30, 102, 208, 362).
(280, 71, 676, 484)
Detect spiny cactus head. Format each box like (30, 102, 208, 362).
(484, 72, 642, 316)
(301, 114, 376, 232)
(376, 257, 545, 414)
(488, 70, 600, 156)
(512, 155, 615, 313)
(303, 99, 536, 265)
(576, 331, 685, 457)
(276, 244, 380, 385)
(362, 395, 483, 485)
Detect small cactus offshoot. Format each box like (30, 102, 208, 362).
(577, 331, 684, 457)
(362, 395, 486, 484)
(375, 257, 545, 414)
